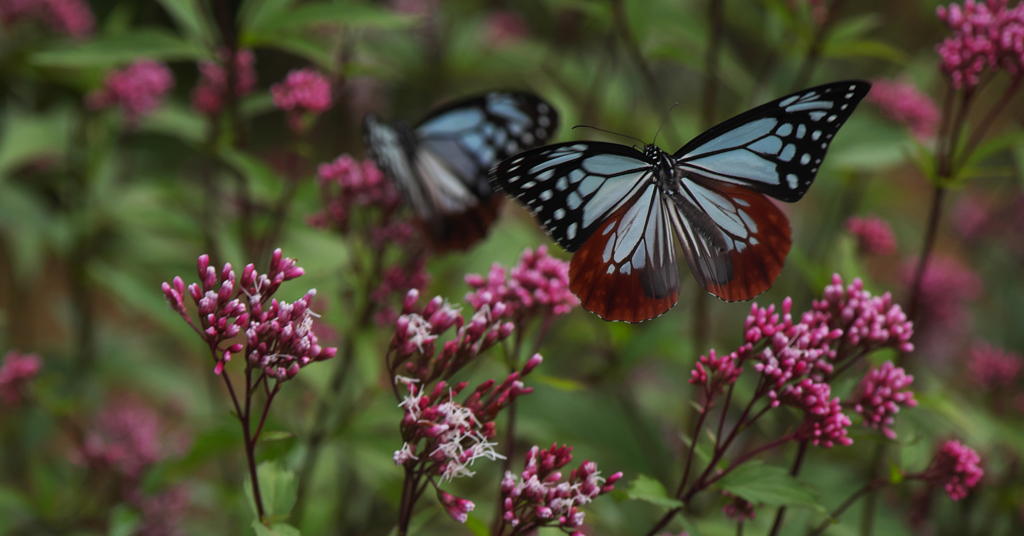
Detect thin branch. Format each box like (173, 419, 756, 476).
(808, 479, 888, 536)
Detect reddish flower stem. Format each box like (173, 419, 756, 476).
(808, 479, 888, 536)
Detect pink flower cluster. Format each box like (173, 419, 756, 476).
(919, 439, 984, 501)
(851, 361, 918, 439)
(393, 360, 536, 482)
(191, 48, 258, 115)
(966, 341, 1023, 388)
(133, 486, 189, 536)
(76, 399, 170, 479)
(0, 350, 41, 406)
(87, 60, 175, 122)
(0, 0, 93, 37)
(372, 259, 431, 325)
(721, 492, 756, 522)
(867, 79, 940, 139)
(161, 249, 336, 379)
(465, 245, 580, 320)
(438, 490, 475, 524)
(485, 10, 529, 46)
(310, 154, 403, 233)
(388, 290, 515, 383)
(846, 215, 898, 255)
(271, 68, 333, 131)
(498, 444, 622, 535)
(903, 255, 983, 325)
(691, 274, 915, 449)
(936, 0, 1024, 88)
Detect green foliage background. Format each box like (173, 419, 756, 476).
(0, 1, 1022, 535)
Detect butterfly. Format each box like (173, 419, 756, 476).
(490, 81, 871, 322)
(363, 91, 559, 251)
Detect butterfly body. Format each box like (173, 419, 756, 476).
(491, 81, 871, 322)
(363, 92, 558, 251)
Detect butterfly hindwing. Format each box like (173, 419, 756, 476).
(668, 177, 791, 302)
(490, 142, 655, 252)
(675, 81, 871, 202)
(569, 183, 681, 322)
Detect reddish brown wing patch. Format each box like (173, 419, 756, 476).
(569, 201, 680, 323)
(688, 181, 791, 302)
(420, 196, 505, 252)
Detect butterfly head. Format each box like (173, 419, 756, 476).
(643, 144, 675, 183)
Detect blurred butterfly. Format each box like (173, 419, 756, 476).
(363, 91, 559, 251)
(490, 81, 871, 322)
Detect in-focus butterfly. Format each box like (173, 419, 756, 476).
(364, 91, 559, 251)
(490, 81, 871, 322)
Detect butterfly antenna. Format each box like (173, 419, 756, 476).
(572, 124, 645, 145)
(652, 102, 679, 147)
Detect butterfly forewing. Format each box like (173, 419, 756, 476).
(490, 142, 654, 252)
(363, 91, 558, 251)
(675, 81, 871, 202)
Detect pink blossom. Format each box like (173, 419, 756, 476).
(388, 290, 515, 383)
(0, 351, 41, 406)
(867, 79, 940, 139)
(191, 48, 257, 115)
(851, 361, 917, 439)
(271, 68, 333, 131)
(75, 398, 185, 480)
(86, 60, 175, 121)
(722, 492, 756, 522)
(161, 249, 336, 379)
(936, 0, 1024, 88)
(465, 245, 580, 320)
(846, 215, 898, 255)
(918, 440, 984, 501)
(133, 486, 189, 536)
(0, 0, 93, 37)
(781, 379, 853, 447)
(485, 10, 528, 46)
(689, 348, 744, 397)
(966, 341, 1023, 388)
(438, 490, 475, 523)
(499, 444, 622, 533)
(902, 255, 983, 326)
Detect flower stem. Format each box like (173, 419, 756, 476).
(904, 185, 946, 325)
(769, 440, 810, 536)
(808, 479, 888, 536)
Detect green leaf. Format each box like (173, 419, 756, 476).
(239, 0, 297, 33)
(251, 521, 301, 536)
(155, 0, 216, 46)
(138, 102, 208, 144)
(827, 13, 884, 43)
(252, 2, 416, 33)
(823, 39, 906, 63)
(717, 462, 823, 510)
(0, 105, 76, 176)
(624, 474, 683, 510)
(245, 32, 336, 70)
(260, 431, 296, 442)
(534, 374, 585, 392)
(244, 461, 298, 523)
(31, 28, 212, 68)
(108, 504, 142, 536)
(218, 147, 284, 202)
(961, 131, 1024, 171)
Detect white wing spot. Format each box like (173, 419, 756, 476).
(522, 132, 535, 144)
(539, 116, 551, 127)
(556, 177, 568, 191)
(508, 175, 520, 183)
(569, 169, 586, 183)
(538, 103, 550, 113)
(579, 176, 602, 196)
(506, 141, 519, 152)
(786, 174, 798, 188)
(840, 104, 848, 110)
(796, 124, 807, 138)
(567, 192, 583, 209)
(522, 181, 536, 189)
(812, 130, 822, 141)
(777, 123, 793, 136)
(539, 190, 553, 201)
(821, 143, 827, 149)
(809, 111, 827, 121)
(779, 95, 800, 107)
(567, 222, 578, 240)
(800, 154, 811, 165)
(845, 92, 854, 99)
(780, 144, 796, 162)
(602, 233, 615, 261)
(826, 115, 837, 123)
(553, 208, 566, 220)
(537, 169, 554, 181)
